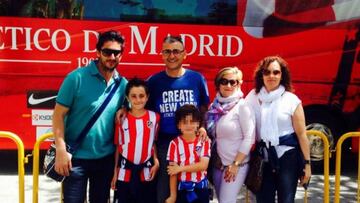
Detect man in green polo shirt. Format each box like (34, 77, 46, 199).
(52, 30, 127, 202)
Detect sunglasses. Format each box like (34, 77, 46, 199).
(219, 78, 239, 86)
(161, 49, 184, 57)
(263, 69, 281, 76)
(101, 48, 123, 57)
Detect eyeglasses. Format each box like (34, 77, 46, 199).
(219, 78, 239, 86)
(101, 48, 123, 57)
(161, 49, 184, 57)
(263, 69, 281, 76)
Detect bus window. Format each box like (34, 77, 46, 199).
(1, 0, 238, 25)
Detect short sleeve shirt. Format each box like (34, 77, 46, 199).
(114, 110, 160, 182)
(245, 89, 301, 157)
(56, 60, 127, 159)
(167, 136, 211, 182)
(146, 69, 210, 143)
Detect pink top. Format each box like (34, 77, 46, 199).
(215, 99, 255, 166)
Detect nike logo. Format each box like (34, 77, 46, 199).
(28, 94, 57, 105)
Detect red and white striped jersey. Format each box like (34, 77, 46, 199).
(167, 136, 211, 182)
(114, 110, 159, 182)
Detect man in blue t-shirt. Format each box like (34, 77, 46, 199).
(52, 30, 128, 203)
(146, 35, 210, 203)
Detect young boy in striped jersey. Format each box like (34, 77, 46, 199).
(166, 104, 211, 203)
(112, 78, 160, 203)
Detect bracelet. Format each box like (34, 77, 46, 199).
(304, 159, 311, 165)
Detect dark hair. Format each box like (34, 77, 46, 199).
(163, 35, 184, 46)
(96, 30, 125, 52)
(125, 77, 149, 96)
(175, 104, 202, 126)
(254, 55, 293, 93)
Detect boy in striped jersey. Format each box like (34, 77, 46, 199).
(166, 104, 211, 203)
(112, 78, 160, 203)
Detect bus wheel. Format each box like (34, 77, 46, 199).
(304, 106, 347, 173)
(306, 123, 334, 173)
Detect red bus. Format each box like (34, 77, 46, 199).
(0, 0, 359, 170)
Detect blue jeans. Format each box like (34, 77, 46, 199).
(63, 154, 114, 203)
(113, 180, 156, 203)
(256, 149, 300, 203)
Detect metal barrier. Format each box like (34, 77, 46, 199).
(334, 132, 360, 203)
(3, 126, 354, 202)
(32, 132, 59, 203)
(0, 131, 26, 203)
(306, 130, 331, 203)
(0, 129, 333, 202)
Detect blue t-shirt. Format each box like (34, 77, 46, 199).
(146, 69, 209, 145)
(56, 60, 127, 159)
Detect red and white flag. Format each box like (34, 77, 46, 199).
(242, 0, 360, 37)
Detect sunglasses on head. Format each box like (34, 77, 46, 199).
(161, 49, 184, 57)
(219, 78, 239, 86)
(101, 48, 123, 57)
(263, 69, 281, 76)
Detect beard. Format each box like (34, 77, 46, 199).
(100, 59, 118, 72)
(106, 65, 116, 72)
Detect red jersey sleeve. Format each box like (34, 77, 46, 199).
(200, 139, 211, 158)
(166, 140, 178, 163)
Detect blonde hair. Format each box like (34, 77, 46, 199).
(214, 66, 243, 90)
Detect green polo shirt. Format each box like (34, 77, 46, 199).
(56, 60, 127, 159)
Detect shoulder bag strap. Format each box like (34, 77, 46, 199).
(71, 77, 122, 151)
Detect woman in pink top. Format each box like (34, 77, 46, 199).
(206, 67, 255, 203)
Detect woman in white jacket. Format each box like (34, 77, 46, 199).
(206, 67, 255, 203)
(245, 56, 311, 203)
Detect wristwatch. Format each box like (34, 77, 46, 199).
(304, 159, 311, 165)
(233, 160, 242, 167)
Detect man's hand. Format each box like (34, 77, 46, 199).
(54, 147, 72, 176)
(197, 127, 209, 142)
(115, 107, 127, 124)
